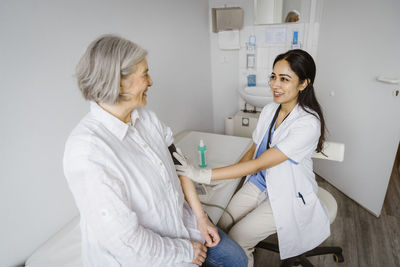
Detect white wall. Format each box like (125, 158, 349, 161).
(209, 0, 255, 133)
(0, 1, 212, 266)
(314, 0, 400, 216)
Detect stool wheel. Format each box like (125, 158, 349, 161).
(333, 253, 344, 263)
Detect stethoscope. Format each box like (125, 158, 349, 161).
(266, 105, 291, 150)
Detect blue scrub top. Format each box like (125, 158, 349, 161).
(248, 118, 299, 192)
(248, 121, 277, 191)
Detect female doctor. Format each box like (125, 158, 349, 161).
(174, 49, 330, 266)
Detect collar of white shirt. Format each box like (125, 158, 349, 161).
(90, 101, 141, 140)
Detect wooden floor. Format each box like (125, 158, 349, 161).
(254, 147, 400, 267)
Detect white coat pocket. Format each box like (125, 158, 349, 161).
(292, 192, 318, 230)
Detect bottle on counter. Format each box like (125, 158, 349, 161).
(198, 140, 207, 168)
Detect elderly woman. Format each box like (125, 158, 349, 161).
(63, 35, 247, 267)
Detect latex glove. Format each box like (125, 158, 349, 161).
(173, 147, 212, 184)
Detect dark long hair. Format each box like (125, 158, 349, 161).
(273, 49, 326, 153)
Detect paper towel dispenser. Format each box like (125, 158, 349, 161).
(212, 7, 243, 33)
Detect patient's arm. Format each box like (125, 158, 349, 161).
(178, 175, 220, 247)
(168, 143, 220, 246)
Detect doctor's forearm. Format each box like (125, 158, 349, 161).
(211, 159, 261, 181)
(208, 145, 257, 180)
(238, 144, 256, 163)
(211, 148, 288, 181)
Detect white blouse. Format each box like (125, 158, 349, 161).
(63, 102, 202, 267)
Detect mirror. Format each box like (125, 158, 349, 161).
(254, 0, 311, 25)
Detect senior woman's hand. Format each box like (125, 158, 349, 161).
(196, 215, 220, 247)
(173, 148, 212, 184)
(190, 240, 207, 266)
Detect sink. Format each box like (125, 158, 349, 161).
(238, 86, 273, 108)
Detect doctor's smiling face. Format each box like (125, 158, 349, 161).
(269, 59, 308, 109)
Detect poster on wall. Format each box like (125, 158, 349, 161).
(265, 27, 287, 44)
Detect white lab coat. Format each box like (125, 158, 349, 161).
(245, 102, 330, 259)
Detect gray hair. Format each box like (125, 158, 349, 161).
(75, 34, 147, 104)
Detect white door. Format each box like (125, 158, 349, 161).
(313, 0, 400, 216)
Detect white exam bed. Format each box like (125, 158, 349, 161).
(25, 216, 82, 267)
